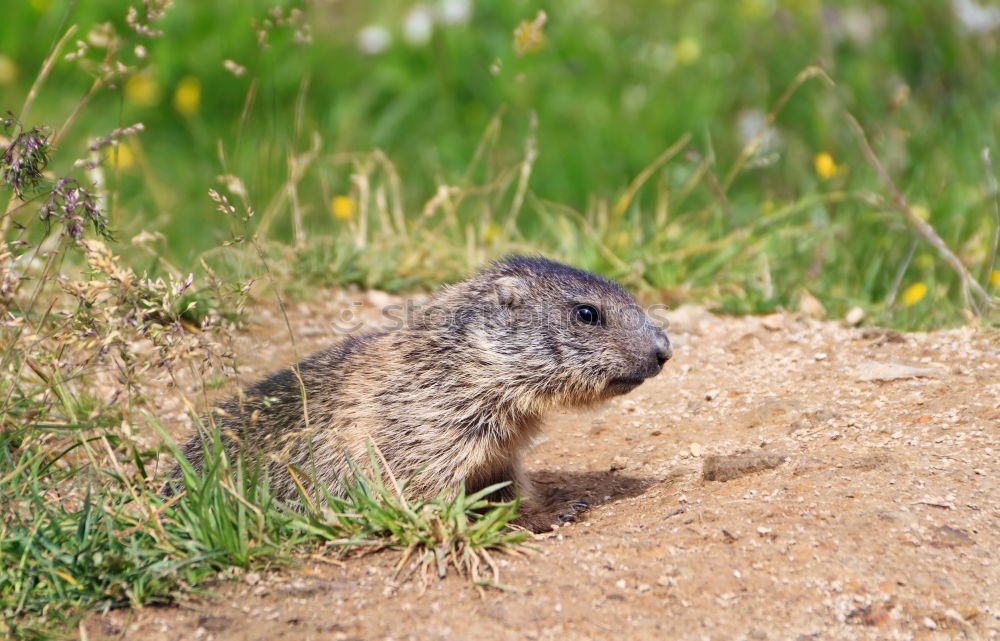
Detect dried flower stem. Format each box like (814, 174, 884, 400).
(722, 65, 835, 192)
(0, 27, 78, 239)
(19, 26, 78, 125)
(53, 75, 104, 149)
(981, 147, 999, 288)
(845, 114, 992, 314)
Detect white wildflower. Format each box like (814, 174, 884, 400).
(357, 25, 391, 55)
(403, 5, 435, 46)
(438, 0, 472, 25)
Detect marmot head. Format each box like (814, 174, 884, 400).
(417, 256, 672, 409)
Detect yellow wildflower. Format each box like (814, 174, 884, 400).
(674, 37, 701, 65)
(990, 270, 1000, 288)
(901, 283, 928, 307)
(0, 56, 17, 86)
(172, 75, 201, 116)
(124, 72, 160, 107)
(513, 11, 547, 57)
(813, 152, 837, 180)
(482, 222, 502, 245)
(330, 196, 355, 221)
(104, 143, 135, 170)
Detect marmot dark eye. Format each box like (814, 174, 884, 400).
(574, 304, 601, 325)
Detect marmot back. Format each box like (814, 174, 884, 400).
(169, 256, 672, 530)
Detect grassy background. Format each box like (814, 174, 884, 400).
(1, 0, 997, 326)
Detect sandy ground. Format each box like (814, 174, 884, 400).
(86, 293, 1000, 641)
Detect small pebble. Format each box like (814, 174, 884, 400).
(610, 456, 628, 471)
(761, 314, 784, 331)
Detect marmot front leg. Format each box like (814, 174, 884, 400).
(475, 461, 548, 533)
(482, 461, 590, 533)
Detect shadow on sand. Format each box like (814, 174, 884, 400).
(529, 469, 656, 513)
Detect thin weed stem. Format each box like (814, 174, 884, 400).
(845, 114, 992, 314)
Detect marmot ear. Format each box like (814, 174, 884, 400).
(494, 276, 524, 309)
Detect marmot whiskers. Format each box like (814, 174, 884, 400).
(169, 256, 672, 530)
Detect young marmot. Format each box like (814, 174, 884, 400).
(169, 256, 672, 530)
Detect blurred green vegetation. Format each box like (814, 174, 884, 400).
(1, 0, 998, 327)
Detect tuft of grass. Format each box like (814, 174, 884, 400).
(289, 445, 530, 587)
(2, 418, 527, 639)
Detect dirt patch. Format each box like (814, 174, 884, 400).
(701, 450, 788, 482)
(90, 297, 1000, 640)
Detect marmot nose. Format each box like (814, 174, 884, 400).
(653, 329, 672, 367)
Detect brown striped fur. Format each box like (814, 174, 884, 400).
(168, 256, 672, 531)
